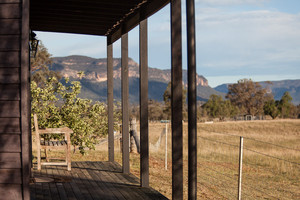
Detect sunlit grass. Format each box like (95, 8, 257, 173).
(32, 119, 300, 199)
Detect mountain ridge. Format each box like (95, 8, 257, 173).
(50, 55, 221, 102)
(52, 55, 209, 86)
(214, 79, 300, 105)
(50, 55, 299, 105)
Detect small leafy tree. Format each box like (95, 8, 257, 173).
(278, 92, 293, 118)
(203, 94, 238, 120)
(30, 41, 119, 154)
(203, 95, 223, 118)
(31, 77, 115, 154)
(264, 99, 280, 119)
(31, 77, 63, 128)
(226, 79, 267, 116)
(31, 42, 61, 88)
(31, 42, 52, 72)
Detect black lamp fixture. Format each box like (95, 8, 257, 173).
(29, 30, 39, 58)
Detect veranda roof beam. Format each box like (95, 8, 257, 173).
(107, 0, 169, 45)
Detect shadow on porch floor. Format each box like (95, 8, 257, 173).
(30, 161, 168, 200)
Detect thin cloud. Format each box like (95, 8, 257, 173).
(196, 8, 300, 76)
(197, 0, 270, 6)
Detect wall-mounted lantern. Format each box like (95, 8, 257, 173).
(29, 31, 39, 58)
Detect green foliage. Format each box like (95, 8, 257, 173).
(203, 95, 238, 120)
(226, 79, 267, 116)
(264, 99, 280, 119)
(32, 66, 62, 88)
(31, 42, 61, 87)
(31, 76, 115, 154)
(278, 92, 293, 118)
(31, 77, 64, 126)
(30, 42, 121, 154)
(31, 42, 53, 72)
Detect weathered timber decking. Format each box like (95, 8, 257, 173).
(30, 161, 168, 200)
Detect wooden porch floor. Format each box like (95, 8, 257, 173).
(30, 161, 168, 200)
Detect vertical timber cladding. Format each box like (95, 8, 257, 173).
(0, 0, 30, 199)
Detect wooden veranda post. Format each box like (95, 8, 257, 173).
(21, 0, 31, 199)
(107, 39, 114, 162)
(121, 33, 130, 174)
(139, 18, 149, 187)
(171, 0, 183, 199)
(186, 0, 197, 199)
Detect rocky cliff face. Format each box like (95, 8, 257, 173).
(51, 55, 208, 87)
(50, 55, 218, 102)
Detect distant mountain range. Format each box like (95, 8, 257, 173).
(50, 55, 300, 105)
(50, 55, 222, 103)
(214, 80, 300, 105)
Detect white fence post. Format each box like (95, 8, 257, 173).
(165, 123, 168, 170)
(238, 136, 244, 200)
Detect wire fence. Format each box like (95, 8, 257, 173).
(198, 131, 300, 200)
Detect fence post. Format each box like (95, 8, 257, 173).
(165, 123, 168, 170)
(238, 136, 244, 200)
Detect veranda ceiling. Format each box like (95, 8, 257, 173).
(30, 0, 169, 43)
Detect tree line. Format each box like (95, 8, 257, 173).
(134, 79, 300, 121)
(203, 79, 299, 120)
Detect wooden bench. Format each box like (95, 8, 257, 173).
(33, 114, 72, 171)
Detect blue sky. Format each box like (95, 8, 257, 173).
(36, 0, 300, 87)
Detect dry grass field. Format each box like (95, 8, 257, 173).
(32, 119, 300, 199)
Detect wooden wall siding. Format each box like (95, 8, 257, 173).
(0, 19, 20, 34)
(0, 0, 20, 3)
(0, 184, 22, 200)
(0, 4, 20, 18)
(0, 153, 21, 168)
(0, 118, 20, 133)
(0, 68, 20, 83)
(0, 52, 20, 67)
(0, 1, 22, 198)
(0, 84, 20, 100)
(0, 169, 22, 184)
(0, 35, 20, 50)
(0, 101, 20, 117)
(0, 135, 21, 152)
